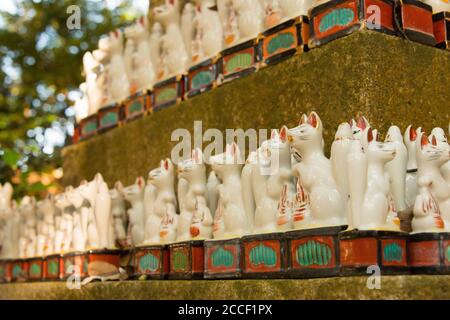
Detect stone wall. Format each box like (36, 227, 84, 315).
(62, 30, 450, 187)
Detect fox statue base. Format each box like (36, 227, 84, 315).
(11, 259, 28, 283)
(123, 90, 152, 122)
(286, 226, 346, 278)
(61, 249, 121, 281)
(309, 0, 396, 49)
(339, 230, 410, 276)
(408, 232, 450, 275)
(397, 0, 436, 47)
(260, 16, 308, 67)
(168, 240, 205, 280)
(185, 57, 219, 99)
(42, 254, 63, 281)
(242, 233, 287, 279)
(132, 245, 169, 280)
(97, 104, 122, 134)
(27, 257, 44, 282)
(78, 114, 98, 141)
(204, 238, 243, 279)
(0, 260, 12, 283)
(433, 12, 450, 50)
(218, 39, 262, 84)
(152, 75, 185, 112)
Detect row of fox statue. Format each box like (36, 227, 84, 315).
(74, 0, 324, 122)
(0, 112, 449, 259)
(74, 0, 450, 123)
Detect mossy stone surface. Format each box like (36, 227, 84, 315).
(62, 30, 450, 187)
(1, 276, 450, 299)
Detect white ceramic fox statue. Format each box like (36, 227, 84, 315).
(153, 0, 189, 80)
(177, 149, 213, 241)
(232, 0, 265, 42)
(19, 196, 37, 258)
(110, 182, 128, 246)
(149, 22, 165, 79)
(94, 176, 112, 249)
(260, 0, 283, 28)
(191, 0, 224, 63)
(38, 195, 56, 256)
(66, 186, 88, 251)
(431, 127, 450, 185)
(74, 83, 89, 122)
(422, 0, 450, 13)
(217, 0, 241, 47)
(286, 112, 346, 228)
(210, 142, 252, 238)
(83, 51, 109, 115)
(278, 0, 317, 18)
(330, 122, 353, 226)
(353, 128, 398, 230)
(385, 126, 408, 213)
(404, 125, 423, 208)
(96, 30, 130, 103)
(0, 183, 16, 259)
(242, 128, 294, 233)
(181, 3, 196, 65)
(78, 179, 101, 249)
(123, 177, 146, 246)
(124, 17, 156, 93)
(412, 132, 449, 232)
(148, 159, 179, 243)
(206, 171, 221, 220)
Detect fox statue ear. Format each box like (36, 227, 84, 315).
(409, 125, 417, 142)
(431, 134, 437, 146)
(356, 116, 369, 131)
(137, 177, 145, 188)
(307, 112, 320, 128)
(299, 114, 308, 125)
(139, 16, 145, 26)
(271, 129, 279, 140)
(279, 126, 288, 142)
(421, 133, 429, 149)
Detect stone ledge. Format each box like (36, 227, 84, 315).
(1, 276, 449, 300)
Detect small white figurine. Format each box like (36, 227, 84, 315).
(330, 122, 353, 226)
(286, 112, 346, 228)
(38, 195, 56, 256)
(431, 127, 450, 185)
(385, 126, 408, 213)
(148, 159, 178, 243)
(206, 171, 221, 222)
(149, 23, 165, 79)
(210, 143, 251, 238)
(242, 129, 294, 234)
(19, 196, 37, 258)
(123, 177, 146, 246)
(73, 83, 89, 123)
(153, 0, 189, 80)
(404, 125, 423, 208)
(110, 182, 128, 246)
(232, 0, 265, 42)
(181, 3, 196, 65)
(278, 0, 317, 19)
(412, 132, 449, 232)
(260, 0, 283, 28)
(124, 17, 156, 93)
(78, 179, 100, 249)
(83, 51, 109, 115)
(177, 149, 213, 241)
(96, 30, 130, 103)
(218, 0, 241, 47)
(355, 128, 398, 230)
(54, 191, 73, 253)
(94, 175, 112, 249)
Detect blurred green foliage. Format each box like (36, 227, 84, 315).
(0, 0, 139, 198)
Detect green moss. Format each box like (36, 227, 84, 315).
(62, 31, 450, 187)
